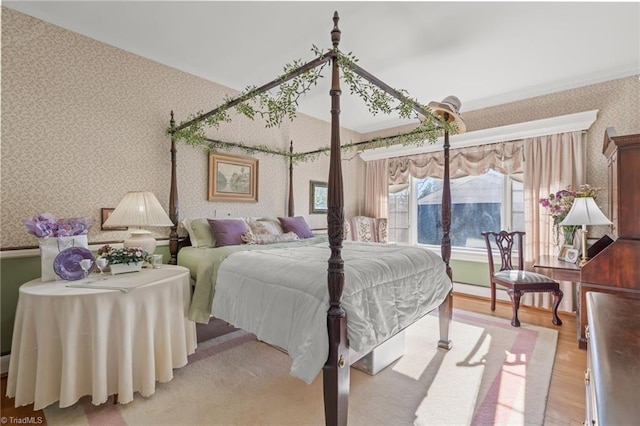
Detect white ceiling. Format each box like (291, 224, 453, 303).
(5, 1, 640, 133)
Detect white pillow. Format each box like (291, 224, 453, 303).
(181, 219, 198, 247)
(182, 218, 216, 248)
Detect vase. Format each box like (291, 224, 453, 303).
(110, 262, 142, 275)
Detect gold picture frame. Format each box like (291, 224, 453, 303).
(208, 152, 258, 202)
(558, 244, 573, 261)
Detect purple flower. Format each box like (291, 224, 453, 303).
(540, 184, 601, 245)
(23, 213, 93, 238)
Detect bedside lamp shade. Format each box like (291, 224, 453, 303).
(103, 191, 174, 254)
(560, 197, 612, 227)
(560, 197, 612, 265)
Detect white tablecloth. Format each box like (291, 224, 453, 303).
(6, 265, 197, 410)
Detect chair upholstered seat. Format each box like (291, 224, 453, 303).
(493, 270, 559, 285)
(482, 231, 563, 327)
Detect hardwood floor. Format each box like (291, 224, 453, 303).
(453, 294, 587, 425)
(1, 293, 586, 425)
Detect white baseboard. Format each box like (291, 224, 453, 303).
(1, 354, 10, 375)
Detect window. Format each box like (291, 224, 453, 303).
(388, 184, 410, 243)
(388, 171, 524, 250)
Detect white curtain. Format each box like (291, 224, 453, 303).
(522, 131, 586, 311)
(385, 132, 585, 312)
(364, 158, 389, 218)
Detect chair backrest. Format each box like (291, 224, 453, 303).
(344, 216, 388, 243)
(481, 231, 526, 277)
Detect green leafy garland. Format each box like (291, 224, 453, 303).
(169, 47, 457, 163)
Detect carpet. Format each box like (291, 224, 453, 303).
(44, 310, 557, 425)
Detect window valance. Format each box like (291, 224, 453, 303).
(389, 140, 524, 184)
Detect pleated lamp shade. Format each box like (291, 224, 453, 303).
(103, 191, 174, 254)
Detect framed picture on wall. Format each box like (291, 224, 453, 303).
(309, 181, 328, 214)
(208, 152, 258, 202)
(101, 208, 127, 231)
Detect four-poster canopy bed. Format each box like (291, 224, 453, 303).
(167, 12, 463, 426)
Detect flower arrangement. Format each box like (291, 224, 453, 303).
(539, 184, 600, 245)
(23, 213, 94, 238)
(97, 244, 148, 265)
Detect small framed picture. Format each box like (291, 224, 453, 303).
(101, 208, 127, 231)
(558, 244, 572, 260)
(565, 248, 580, 264)
(309, 181, 328, 214)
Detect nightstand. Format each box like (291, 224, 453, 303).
(6, 265, 197, 410)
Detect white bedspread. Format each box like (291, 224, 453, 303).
(211, 241, 452, 383)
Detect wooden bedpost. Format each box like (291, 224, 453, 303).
(288, 141, 295, 217)
(323, 11, 349, 426)
(169, 111, 179, 265)
(441, 122, 452, 280)
(438, 121, 453, 349)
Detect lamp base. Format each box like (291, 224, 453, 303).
(579, 228, 589, 267)
(124, 229, 157, 254)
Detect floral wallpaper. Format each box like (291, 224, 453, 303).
(2, 6, 638, 249)
(461, 75, 640, 226)
(363, 75, 640, 238)
(1, 7, 363, 248)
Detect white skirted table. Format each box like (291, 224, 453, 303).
(6, 265, 197, 410)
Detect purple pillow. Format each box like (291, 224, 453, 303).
(207, 219, 249, 247)
(278, 216, 314, 239)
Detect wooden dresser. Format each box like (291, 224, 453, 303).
(585, 292, 640, 425)
(578, 128, 640, 348)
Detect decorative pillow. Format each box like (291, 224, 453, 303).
(247, 219, 283, 236)
(181, 219, 198, 247)
(207, 219, 249, 247)
(345, 216, 389, 243)
(377, 218, 388, 244)
(343, 220, 352, 241)
(242, 231, 300, 245)
(182, 218, 215, 248)
(352, 216, 377, 242)
(278, 216, 314, 239)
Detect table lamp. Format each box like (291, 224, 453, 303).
(102, 191, 174, 254)
(560, 197, 612, 266)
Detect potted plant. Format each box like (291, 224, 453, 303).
(97, 244, 149, 275)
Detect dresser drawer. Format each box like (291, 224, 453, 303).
(585, 292, 640, 425)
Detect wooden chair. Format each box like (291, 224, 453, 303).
(482, 231, 563, 327)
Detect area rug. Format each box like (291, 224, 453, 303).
(44, 310, 557, 425)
